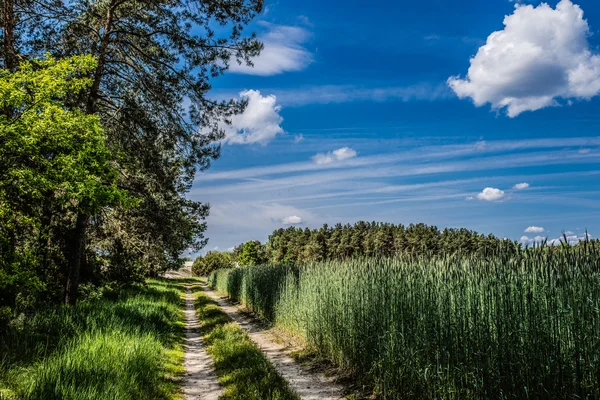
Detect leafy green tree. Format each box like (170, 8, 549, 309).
(0, 55, 127, 309)
(238, 241, 268, 267)
(1, 0, 264, 299)
(192, 251, 234, 276)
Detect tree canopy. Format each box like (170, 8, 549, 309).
(263, 222, 520, 265)
(0, 0, 264, 314)
(192, 251, 234, 276)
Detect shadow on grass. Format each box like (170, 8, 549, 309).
(195, 291, 299, 400)
(0, 280, 187, 399)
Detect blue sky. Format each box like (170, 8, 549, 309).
(191, 0, 600, 253)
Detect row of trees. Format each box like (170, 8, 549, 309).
(265, 222, 520, 264)
(1, 0, 263, 318)
(192, 222, 522, 276)
(192, 240, 267, 276)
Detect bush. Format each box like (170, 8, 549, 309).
(192, 251, 234, 276)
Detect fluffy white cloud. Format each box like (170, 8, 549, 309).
(477, 187, 505, 201)
(312, 147, 358, 165)
(221, 90, 284, 145)
(282, 215, 303, 225)
(448, 0, 600, 116)
(525, 226, 545, 233)
(513, 182, 530, 189)
(228, 24, 312, 76)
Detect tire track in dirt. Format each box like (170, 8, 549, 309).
(181, 287, 224, 400)
(201, 284, 345, 400)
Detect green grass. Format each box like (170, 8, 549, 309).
(209, 245, 600, 399)
(0, 279, 186, 399)
(194, 287, 299, 400)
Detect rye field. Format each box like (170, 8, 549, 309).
(209, 244, 600, 399)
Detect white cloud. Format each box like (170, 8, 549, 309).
(466, 196, 475, 200)
(520, 235, 547, 244)
(333, 147, 357, 161)
(448, 0, 600, 116)
(548, 232, 592, 245)
(513, 182, 530, 189)
(312, 147, 357, 165)
(221, 90, 284, 145)
(228, 24, 312, 76)
(525, 226, 545, 233)
(294, 134, 304, 143)
(266, 83, 452, 107)
(476, 187, 505, 201)
(282, 215, 303, 225)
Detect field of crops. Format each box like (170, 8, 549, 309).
(209, 245, 600, 399)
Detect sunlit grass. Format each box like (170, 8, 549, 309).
(0, 279, 186, 399)
(195, 290, 299, 400)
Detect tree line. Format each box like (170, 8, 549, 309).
(193, 222, 525, 276)
(0, 0, 263, 321)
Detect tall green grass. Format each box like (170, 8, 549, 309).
(0, 279, 185, 399)
(194, 289, 299, 400)
(209, 246, 600, 399)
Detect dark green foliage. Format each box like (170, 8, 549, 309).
(0, 55, 128, 313)
(266, 222, 519, 264)
(210, 243, 600, 399)
(0, 0, 263, 312)
(237, 240, 269, 266)
(192, 251, 234, 276)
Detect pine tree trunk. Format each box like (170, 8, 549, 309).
(65, 1, 117, 305)
(2, 0, 17, 71)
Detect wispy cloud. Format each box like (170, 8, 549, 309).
(269, 83, 452, 107)
(513, 182, 530, 190)
(196, 143, 600, 188)
(192, 136, 600, 251)
(228, 23, 312, 76)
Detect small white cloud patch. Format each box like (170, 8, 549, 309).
(513, 182, 530, 190)
(525, 226, 545, 233)
(477, 187, 505, 201)
(312, 147, 357, 165)
(449, 0, 600, 116)
(282, 215, 303, 225)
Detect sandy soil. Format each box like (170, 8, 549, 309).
(181, 287, 224, 400)
(201, 284, 345, 400)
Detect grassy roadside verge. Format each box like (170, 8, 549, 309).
(194, 285, 299, 400)
(0, 279, 186, 400)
